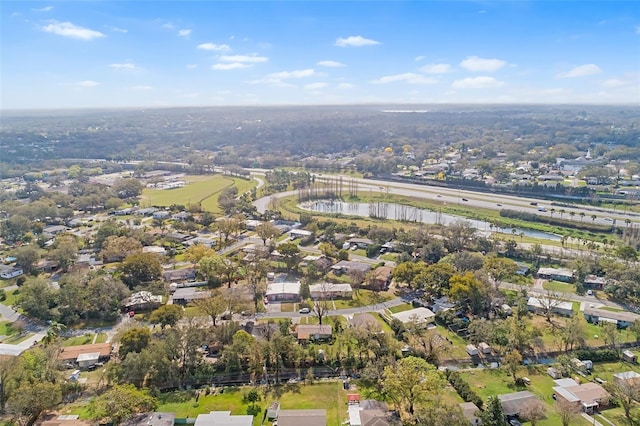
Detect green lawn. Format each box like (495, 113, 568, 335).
(1, 289, 20, 308)
(61, 332, 108, 346)
(154, 382, 346, 426)
(542, 280, 576, 293)
(388, 303, 413, 314)
(141, 175, 255, 213)
(0, 321, 17, 337)
(333, 290, 391, 309)
(280, 303, 295, 313)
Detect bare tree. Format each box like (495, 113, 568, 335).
(520, 399, 546, 426)
(606, 378, 640, 423)
(555, 399, 580, 426)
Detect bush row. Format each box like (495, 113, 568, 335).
(499, 209, 613, 233)
(572, 349, 620, 362)
(445, 370, 483, 409)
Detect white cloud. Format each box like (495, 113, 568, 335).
(42, 21, 105, 40)
(220, 54, 268, 63)
(106, 25, 127, 33)
(212, 63, 252, 70)
(451, 76, 504, 88)
(317, 60, 345, 68)
(162, 22, 175, 30)
(131, 85, 152, 90)
(335, 35, 380, 47)
(32, 6, 53, 12)
(371, 73, 438, 84)
(75, 80, 100, 87)
(459, 56, 506, 72)
(197, 42, 231, 51)
(186, 64, 198, 69)
(109, 63, 136, 70)
(556, 64, 603, 78)
(249, 68, 316, 86)
(636, 25, 640, 34)
(415, 56, 425, 61)
(268, 69, 316, 79)
(305, 82, 328, 90)
(338, 83, 354, 89)
(420, 63, 452, 74)
(178, 29, 192, 37)
(601, 72, 639, 88)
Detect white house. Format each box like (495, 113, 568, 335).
(391, 307, 435, 328)
(0, 267, 23, 279)
(194, 411, 252, 426)
(309, 283, 352, 299)
(152, 211, 170, 220)
(266, 282, 301, 302)
(527, 297, 573, 317)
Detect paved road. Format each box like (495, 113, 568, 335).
(253, 174, 640, 227)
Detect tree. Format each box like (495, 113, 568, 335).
(519, 399, 546, 426)
(194, 291, 227, 326)
(560, 314, 586, 352)
(183, 243, 216, 264)
(113, 178, 144, 199)
(503, 349, 522, 382)
(555, 398, 579, 426)
(100, 235, 142, 262)
(483, 256, 518, 291)
(451, 251, 484, 272)
(418, 263, 455, 296)
(617, 246, 638, 263)
(120, 253, 162, 288)
(149, 304, 184, 329)
(118, 327, 151, 359)
(444, 220, 476, 253)
(277, 242, 301, 272)
(200, 255, 237, 287)
(18, 276, 58, 321)
(89, 384, 157, 425)
(12, 245, 40, 274)
(480, 395, 507, 426)
(48, 236, 78, 272)
(255, 222, 280, 245)
(8, 382, 62, 426)
(1, 215, 32, 243)
(605, 378, 640, 422)
(382, 356, 445, 417)
(602, 322, 621, 353)
(449, 272, 490, 315)
(416, 402, 468, 426)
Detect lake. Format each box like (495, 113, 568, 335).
(300, 200, 562, 242)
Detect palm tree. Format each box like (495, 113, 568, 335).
(591, 214, 597, 222)
(550, 208, 556, 218)
(42, 322, 66, 346)
(559, 209, 566, 219)
(579, 212, 585, 222)
(569, 211, 575, 221)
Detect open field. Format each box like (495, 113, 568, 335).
(153, 382, 346, 426)
(333, 289, 393, 309)
(141, 175, 256, 213)
(61, 333, 108, 346)
(542, 280, 576, 293)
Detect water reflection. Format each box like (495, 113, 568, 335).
(300, 200, 562, 242)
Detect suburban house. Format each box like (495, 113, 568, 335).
(194, 411, 252, 426)
(0, 267, 23, 279)
(348, 398, 396, 426)
(331, 260, 371, 275)
(583, 306, 640, 328)
(391, 307, 436, 328)
(583, 275, 606, 290)
(244, 219, 263, 231)
(498, 391, 540, 417)
(135, 208, 159, 216)
(59, 343, 112, 365)
(288, 229, 313, 240)
(170, 288, 211, 306)
(171, 212, 190, 221)
(152, 211, 170, 220)
(294, 324, 332, 341)
(123, 291, 163, 312)
(349, 314, 383, 332)
(309, 283, 353, 299)
(459, 402, 482, 425)
(536, 267, 575, 283)
(143, 246, 167, 256)
(527, 297, 573, 317)
(614, 371, 640, 385)
(42, 225, 70, 236)
(162, 268, 198, 283)
(276, 409, 326, 426)
(552, 378, 610, 414)
(346, 237, 374, 248)
(165, 232, 193, 243)
(265, 282, 301, 302)
(369, 266, 393, 290)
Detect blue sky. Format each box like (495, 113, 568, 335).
(1, 1, 639, 109)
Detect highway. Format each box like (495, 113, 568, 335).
(253, 173, 640, 227)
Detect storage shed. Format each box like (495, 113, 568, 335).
(77, 352, 100, 369)
(466, 344, 479, 356)
(623, 350, 638, 363)
(478, 342, 491, 354)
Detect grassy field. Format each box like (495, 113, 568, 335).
(1, 289, 20, 308)
(333, 290, 392, 309)
(61, 332, 108, 347)
(141, 175, 256, 213)
(155, 382, 346, 426)
(0, 321, 17, 338)
(388, 303, 413, 314)
(460, 367, 593, 425)
(542, 280, 576, 293)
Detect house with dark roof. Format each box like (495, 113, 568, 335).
(583, 306, 640, 329)
(497, 391, 540, 417)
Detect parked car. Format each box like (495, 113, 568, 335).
(299, 307, 310, 314)
(461, 198, 468, 202)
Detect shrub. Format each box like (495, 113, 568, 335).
(446, 370, 484, 409)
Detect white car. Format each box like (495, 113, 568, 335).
(299, 307, 310, 314)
